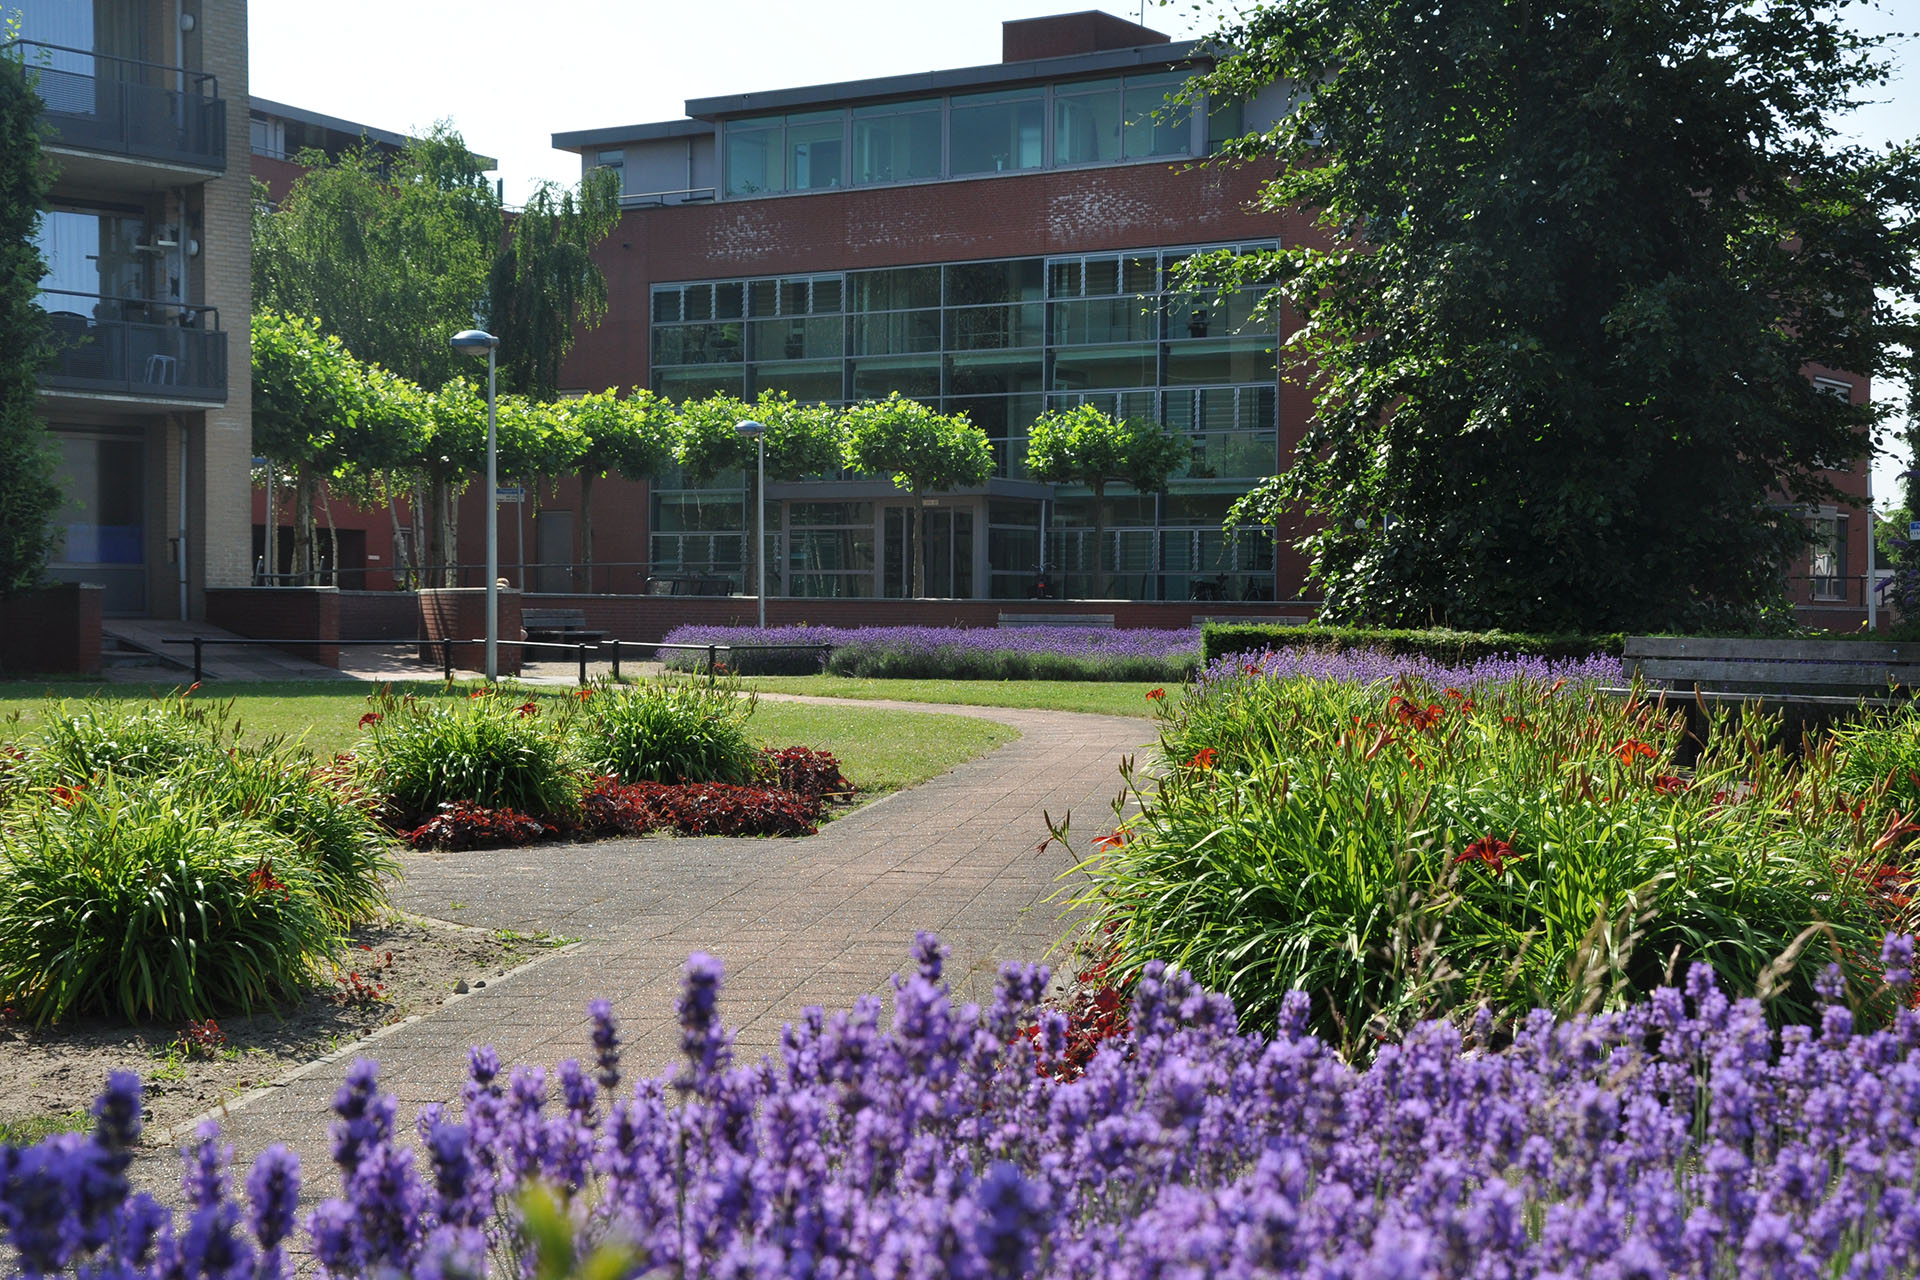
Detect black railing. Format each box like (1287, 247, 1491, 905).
(41, 291, 227, 400)
(7, 39, 225, 170)
(162, 636, 830, 686)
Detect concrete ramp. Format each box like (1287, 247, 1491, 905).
(101, 619, 358, 683)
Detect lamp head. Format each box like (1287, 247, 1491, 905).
(734, 419, 766, 438)
(450, 329, 500, 357)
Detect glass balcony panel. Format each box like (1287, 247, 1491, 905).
(39, 293, 226, 401)
(12, 42, 226, 171)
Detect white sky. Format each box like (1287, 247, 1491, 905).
(249, 0, 1920, 504)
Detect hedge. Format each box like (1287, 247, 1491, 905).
(1199, 623, 1626, 665)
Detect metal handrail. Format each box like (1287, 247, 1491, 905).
(41, 288, 221, 329)
(619, 186, 717, 206)
(2, 38, 219, 97)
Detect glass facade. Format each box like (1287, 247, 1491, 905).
(650, 243, 1279, 601)
(723, 69, 1196, 197)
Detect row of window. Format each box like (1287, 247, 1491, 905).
(720, 70, 1240, 197)
(649, 247, 1277, 323)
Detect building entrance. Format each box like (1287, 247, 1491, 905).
(882, 502, 975, 599)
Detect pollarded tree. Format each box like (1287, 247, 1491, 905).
(842, 393, 993, 598)
(0, 42, 57, 601)
(1191, 0, 1920, 632)
(251, 312, 372, 584)
(674, 391, 844, 595)
(565, 388, 673, 590)
(1025, 404, 1190, 598)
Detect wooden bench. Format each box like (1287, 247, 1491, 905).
(521, 608, 606, 647)
(997, 612, 1115, 629)
(1619, 636, 1920, 704)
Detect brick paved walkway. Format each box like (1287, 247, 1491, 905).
(149, 697, 1150, 1178)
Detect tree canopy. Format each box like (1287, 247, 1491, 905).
(254, 125, 622, 397)
(842, 394, 993, 597)
(0, 45, 56, 601)
(1196, 0, 1920, 632)
(1027, 405, 1189, 594)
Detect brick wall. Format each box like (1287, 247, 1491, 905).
(0, 584, 103, 674)
(195, 0, 253, 601)
(522, 593, 1307, 644)
(339, 591, 422, 641)
(205, 587, 340, 667)
(418, 589, 523, 675)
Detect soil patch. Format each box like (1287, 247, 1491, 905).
(0, 915, 564, 1144)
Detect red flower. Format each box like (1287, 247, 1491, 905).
(1392, 698, 1443, 731)
(1189, 747, 1219, 770)
(467, 688, 488, 700)
(50, 783, 85, 808)
(1145, 687, 1166, 701)
(1652, 773, 1688, 796)
(517, 702, 539, 717)
(1443, 687, 1466, 701)
(1093, 832, 1126, 851)
(1454, 835, 1519, 875)
(1614, 739, 1656, 766)
(575, 688, 594, 701)
(247, 860, 288, 896)
(358, 712, 383, 727)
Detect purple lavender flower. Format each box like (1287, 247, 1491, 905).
(243, 1145, 299, 1252)
(329, 1058, 394, 1178)
(1886, 934, 1915, 993)
(589, 998, 622, 1093)
(678, 952, 732, 1095)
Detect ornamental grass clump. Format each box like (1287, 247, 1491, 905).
(23, 935, 1920, 1277)
(4, 691, 392, 928)
(571, 676, 760, 784)
(360, 688, 583, 826)
(1832, 701, 1920, 819)
(1083, 666, 1902, 1051)
(0, 781, 338, 1024)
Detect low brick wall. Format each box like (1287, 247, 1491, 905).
(0, 583, 103, 674)
(519, 594, 1305, 644)
(419, 588, 522, 675)
(338, 591, 420, 642)
(204, 587, 341, 668)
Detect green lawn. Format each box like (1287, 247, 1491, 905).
(736, 675, 1178, 718)
(0, 679, 1019, 800)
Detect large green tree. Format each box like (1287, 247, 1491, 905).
(0, 44, 57, 601)
(842, 394, 993, 598)
(566, 388, 673, 589)
(488, 170, 622, 400)
(1026, 405, 1190, 598)
(253, 124, 496, 390)
(1197, 0, 1920, 631)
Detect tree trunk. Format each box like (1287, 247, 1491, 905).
(320, 485, 340, 586)
(386, 487, 410, 590)
(1090, 479, 1108, 599)
(578, 471, 595, 593)
(912, 492, 927, 599)
(420, 482, 441, 589)
(292, 464, 314, 586)
(439, 479, 459, 589)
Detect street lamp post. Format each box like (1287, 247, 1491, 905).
(736, 419, 766, 629)
(451, 329, 501, 679)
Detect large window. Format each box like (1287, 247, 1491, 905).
(949, 90, 1043, 176)
(648, 242, 1281, 601)
(853, 100, 941, 186)
(722, 69, 1202, 197)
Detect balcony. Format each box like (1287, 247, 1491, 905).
(40, 292, 227, 403)
(6, 40, 225, 180)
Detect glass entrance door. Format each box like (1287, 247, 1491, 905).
(48, 431, 147, 615)
(882, 503, 975, 598)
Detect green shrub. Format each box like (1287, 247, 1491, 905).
(1199, 623, 1625, 665)
(574, 677, 759, 784)
(28, 691, 221, 784)
(0, 782, 339, 1023)
(360, 689, 583, 824)
(823, 644, 1195, 682)
(1082, 674, 1888, 1052)
(11, 692, 394, 926)
(1832, 704, 1920, 818)
(161, 750, 395, 926)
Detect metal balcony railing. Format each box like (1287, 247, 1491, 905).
(5, 39, 225, 171)
(40, 291, 227, 401)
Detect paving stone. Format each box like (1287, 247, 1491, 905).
(133, 697, 1150, 1195)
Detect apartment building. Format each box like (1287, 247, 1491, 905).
(12, 0, 250, 620)
(533, 11, 1311, 618)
